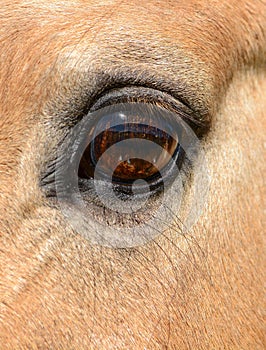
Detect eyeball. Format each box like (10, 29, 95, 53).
(79, 109, 180, 193)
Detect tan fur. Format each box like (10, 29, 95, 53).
(0, 1, 265, 348)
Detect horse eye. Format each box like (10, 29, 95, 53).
(46, 101, 209, 247)
(78, 110, 180, 192)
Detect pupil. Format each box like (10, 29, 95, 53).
(78, 122, 179, 185)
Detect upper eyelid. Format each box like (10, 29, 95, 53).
(90, 85, 192, 114)
(45, 66, 211, 127)
(46, 84, 210, 139)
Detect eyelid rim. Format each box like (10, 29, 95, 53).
(89, 86, 210, 137)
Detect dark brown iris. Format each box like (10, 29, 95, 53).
(79, 123, 178, 185)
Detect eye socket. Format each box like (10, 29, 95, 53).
(41, 95, 210, 247)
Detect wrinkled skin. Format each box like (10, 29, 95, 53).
(0, 1, 265, 349)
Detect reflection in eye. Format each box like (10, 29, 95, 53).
(79, 116, 180, 191)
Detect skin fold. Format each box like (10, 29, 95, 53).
(0, 0, 265, 348)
